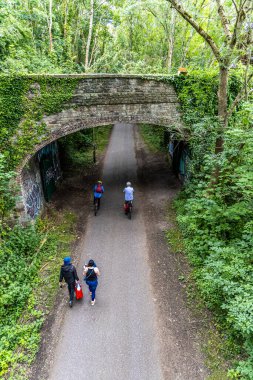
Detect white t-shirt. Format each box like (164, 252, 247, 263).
(123, 186, 134, 201)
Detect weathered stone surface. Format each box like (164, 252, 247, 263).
(65, 77, 178, 107)
(17, 75, 182, 220)
(20, 76, 182, 169)
(41, 77, 181, 150)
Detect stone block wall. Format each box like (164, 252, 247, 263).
(17, 75, 182, 220)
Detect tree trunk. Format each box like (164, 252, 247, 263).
(218, 64, 229, 126)
(74, 7, 82, 63)
(49, 0, 53, 52)
(215, 64, 229, 153)
(85, 0, 94, 71)
(63, 0, 68, 39)
(167, 8, 176, 71)
(180, 27, 194, 67)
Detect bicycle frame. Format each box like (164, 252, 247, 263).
(125, 201, 133, 219)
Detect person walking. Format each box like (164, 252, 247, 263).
(83, 259, 100, 305)
(59, 256, 79, 308)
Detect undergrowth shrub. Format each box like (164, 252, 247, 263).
(174, 72, 253, 378)
(0, 212, 76, 378)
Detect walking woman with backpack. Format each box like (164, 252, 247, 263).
(83, 260, 100, 305)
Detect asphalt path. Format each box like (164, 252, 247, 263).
(48, 124, 163, 380)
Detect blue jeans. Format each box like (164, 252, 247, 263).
(86, 280, 98, 301)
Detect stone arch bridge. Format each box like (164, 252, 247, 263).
(16, 74, 182, 220)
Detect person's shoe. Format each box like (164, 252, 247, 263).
(91, 300, 95, 306)
(69, 301, 73, 308)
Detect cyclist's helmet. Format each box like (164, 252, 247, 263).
(126, 181, 131, 186)
(97, 180, 102, 184)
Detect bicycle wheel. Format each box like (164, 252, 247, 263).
(128, 206, 132, 219)
(94, 200, 98, 216)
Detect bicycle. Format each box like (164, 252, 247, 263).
(125, 201, 133, 220)
(94, 197, 99, 216)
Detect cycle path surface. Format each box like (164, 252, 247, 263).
(48, 123, 163, 380)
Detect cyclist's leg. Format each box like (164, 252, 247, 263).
(97, 197, 100, 209)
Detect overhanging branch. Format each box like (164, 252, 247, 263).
(165, 0, 221, 61)
(216, 0, 232, 42)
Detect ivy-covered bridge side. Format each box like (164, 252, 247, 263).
(1, 73, 225, 220)
(1, 74, 185, 220)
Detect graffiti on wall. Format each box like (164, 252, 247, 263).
(24, 179, 42, 219)
(21, 141, 62, 219)
(45, 167, 55, 185)
(38, 141, 62, 201)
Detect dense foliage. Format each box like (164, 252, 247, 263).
(0, 0, 246, 74)
(139, 124, 168, 152)
(0, 70, 252, 378)
(0, 0, 252, 377)
(172, 73, 253, 379)
(58, 126, 112, 172)
(0, 76, 81, 377)
(0, 212, 77, 379)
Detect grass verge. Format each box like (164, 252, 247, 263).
(138, 124, 167, 153)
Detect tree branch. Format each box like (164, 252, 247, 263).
(144, 7, 168, 32)
(216, 0, 232, 42)
(227, 72, 253, 119)
(232, 0, 239, 14)
(165, 0, 221, 61)
(230, 0, 251, 49)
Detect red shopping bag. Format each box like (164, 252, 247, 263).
(75, 283, 83, 300)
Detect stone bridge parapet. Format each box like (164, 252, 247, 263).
(15, 74, 182, 221)
(41, 75, 182, 147)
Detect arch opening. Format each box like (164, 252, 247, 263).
(19, 121, 186, 221)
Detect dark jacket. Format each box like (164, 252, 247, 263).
(59, 264, 79, 284)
